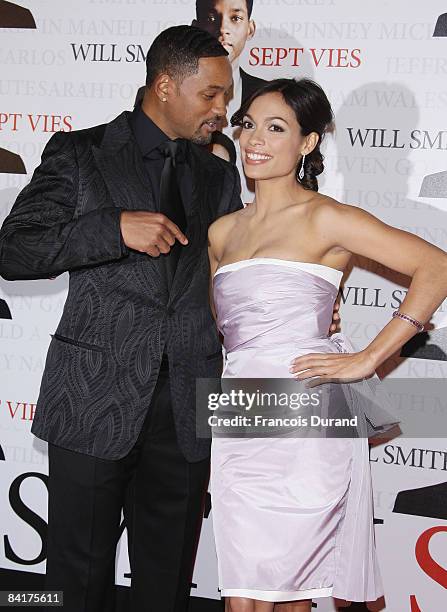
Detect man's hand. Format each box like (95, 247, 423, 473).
(329, 300, 341, 334)
(120, 211, 188, 257)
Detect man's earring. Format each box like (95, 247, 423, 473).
(298, 154, 306, 180)
(162, 97, 167, 102)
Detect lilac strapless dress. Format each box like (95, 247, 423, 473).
(210, 258, 388, 604)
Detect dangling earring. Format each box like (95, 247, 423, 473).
(298, 154, 306, 180)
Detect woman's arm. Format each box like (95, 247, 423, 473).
(207, 231, 219, 322)
(291, 202, 447, 380)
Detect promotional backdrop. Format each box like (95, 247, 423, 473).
(1, 1, 447, 610)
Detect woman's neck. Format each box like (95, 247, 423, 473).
(251, 175, 311, 218)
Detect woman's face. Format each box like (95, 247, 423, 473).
(239, 91, 315, 182)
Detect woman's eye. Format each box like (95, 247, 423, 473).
(231, 15, 243, 22)
(242, 120, 253, 129)
(204, 94, 214, 100)
(269, 124, 284, 132)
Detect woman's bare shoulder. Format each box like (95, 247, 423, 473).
(309, 194, 387, 245)
(208, 207, 247, 259)
(209, 206, 247, 239)
(309, 193, 364, 222)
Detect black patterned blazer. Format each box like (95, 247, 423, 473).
(0, 111, 242, 461)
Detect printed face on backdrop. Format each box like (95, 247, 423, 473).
(0, 148, 26, 174)
(418, 169, 447, 218)
(0, 1, 36, 28)
(419, 170, 447, 199)
(0, 299, 12, 319)
(401, 327, 447, 361)
(192, 0, 256, 65)
(394, 481, 447, 521)
(433, 13, 447, 37)
(238, 92, 317, 182)
(162, 56, 233, 145)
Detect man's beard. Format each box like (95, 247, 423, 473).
(191, 130, 212, 146)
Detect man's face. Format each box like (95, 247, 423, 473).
(166, 56, 233, 145)
(194, 0, 255, 64)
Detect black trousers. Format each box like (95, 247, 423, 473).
(44, 367, 210, 612)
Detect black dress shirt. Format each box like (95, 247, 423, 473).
(129, 105, 191, 212)
(129, 106, 191, 370)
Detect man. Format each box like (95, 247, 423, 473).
(134, 0, 265, 160)
(0, 0, 36, 28)
(193, 0, 266, 197)
(433, 13, 447, 37)
(0, 146, 26, 174)
(394, 481, 447, 520)
(192, 0, 266, 136)
(0, 25, 238, 612)
(0, 298, 12, 318)
(419, 169, 447, 199)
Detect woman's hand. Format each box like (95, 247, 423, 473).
(329, 300, 341, 334)
(289, 350, 377, 383)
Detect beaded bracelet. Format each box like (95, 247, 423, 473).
(392, 310, 424, 332)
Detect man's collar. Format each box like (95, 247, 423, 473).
(130, 104, 170, 157)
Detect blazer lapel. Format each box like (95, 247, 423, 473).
(92, 111, 156, 213)
(168, 143, 223, 306)
(92, 119, 221, 305)
(92, 111, 168, 297)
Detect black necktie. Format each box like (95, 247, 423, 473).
(157, 139, 187, 289)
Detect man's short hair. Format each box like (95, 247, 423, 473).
(146, 25, 228, 87)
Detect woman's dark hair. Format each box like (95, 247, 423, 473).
(231, 78, 334, 191)
(146, 25, 228, 87)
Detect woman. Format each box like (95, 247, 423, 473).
(207, 78, 447, 612)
